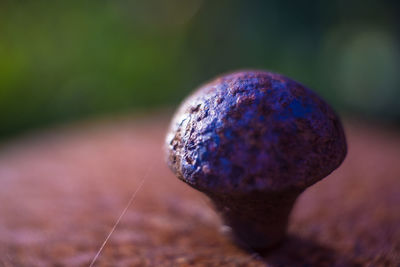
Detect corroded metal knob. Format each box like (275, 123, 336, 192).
(165, 70, 347, 252)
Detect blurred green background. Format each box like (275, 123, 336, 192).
(1, 0, 399, 138)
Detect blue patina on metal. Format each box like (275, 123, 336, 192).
(165, 70, 347, 252)
(166, 70, 346, 194)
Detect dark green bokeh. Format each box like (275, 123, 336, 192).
(1, 0, 399, 138)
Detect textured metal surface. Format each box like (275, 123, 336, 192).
(0, 116, 399, 265)
(166, 70, 347, 194)
(165, 70, 348, 251)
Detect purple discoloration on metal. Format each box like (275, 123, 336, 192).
(166, 70, 347, 194)
(165, 70, 347, 251)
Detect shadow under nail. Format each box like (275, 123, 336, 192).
(258, 235, 359, 267)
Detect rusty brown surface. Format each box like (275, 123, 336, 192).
(0, 114, 399, 266)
